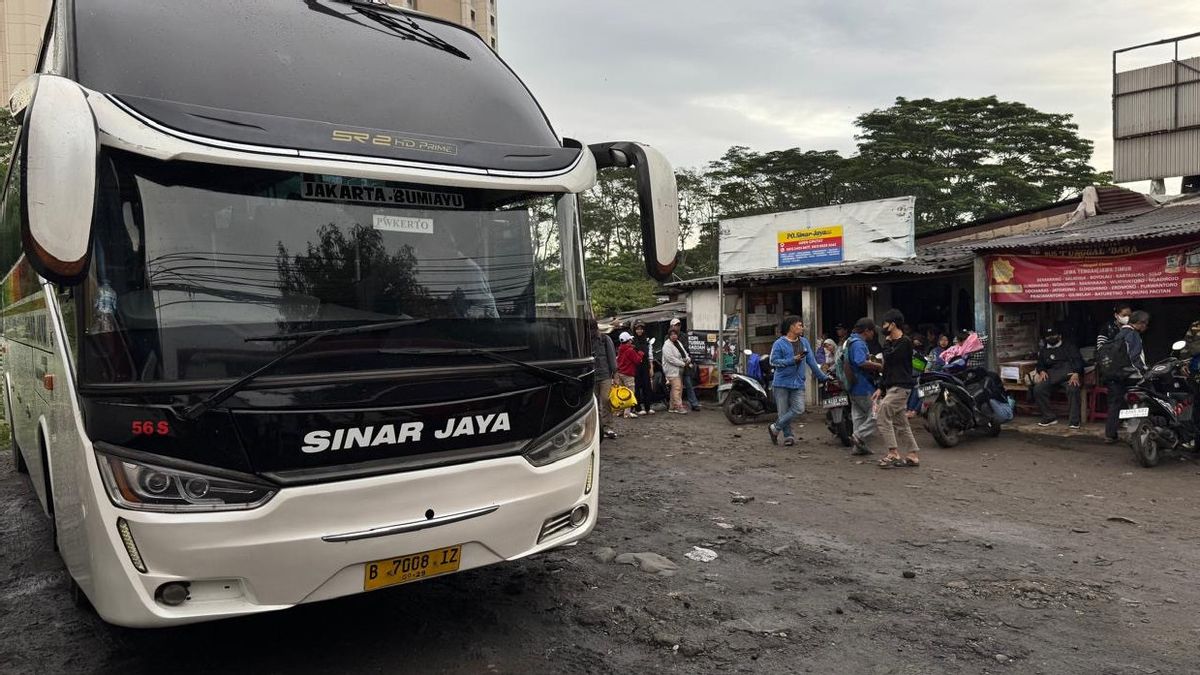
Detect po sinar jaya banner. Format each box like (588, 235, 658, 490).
(988, 245, 1200, 303)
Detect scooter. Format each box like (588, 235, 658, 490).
(1122, 340, 1197, 468)
(723, 349, 776, 424)
(821, 379, 853, 447)
(918, 358, 1008, 447)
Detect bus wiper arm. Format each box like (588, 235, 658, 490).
(180, 319, 428, 420)
(383, 346, 589, 388)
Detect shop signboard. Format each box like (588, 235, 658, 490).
(720, 196, 915, 276)
(777, 226, 844, 267)
(686, 331, 737, 363)
(988, 244, 1200, 303)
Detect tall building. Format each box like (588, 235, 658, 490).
(392, 0, 498, 51)
(0, 0, 49, 98)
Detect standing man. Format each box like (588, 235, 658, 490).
(1032, 327, 1084, 429)
(874, 309, 921, 468)
(590, 322, 619, 440)
(1104, 310, 1150, 444)
(831, 323, 850, 362)
(845, 317, 882, 456)
(768, 316, 830, 447)
(1096, 302, 1133, 349)
(670, 318, 702, 411)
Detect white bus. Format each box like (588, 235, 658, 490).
(3, 0, 678, 627)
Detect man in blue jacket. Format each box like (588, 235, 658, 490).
(768, 315, 830, 447)
(845, 317, 883, 455)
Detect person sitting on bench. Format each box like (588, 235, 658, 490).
(1033, 327, 1084, 429)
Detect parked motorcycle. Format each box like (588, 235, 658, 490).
(821, 379, 853, 446)
(723, 350, 776, 424)
(1122, 339, 1197, 468)
(919, 362, 1008, 447)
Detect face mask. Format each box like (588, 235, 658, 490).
(1117, 315, 1130, 325)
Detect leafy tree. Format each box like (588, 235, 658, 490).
(0, 109, 18, 162)
(705, 145, 853, 219)
(851, 96, 1103, 231)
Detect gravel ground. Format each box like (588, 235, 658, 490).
(2, 409, 1199, 674)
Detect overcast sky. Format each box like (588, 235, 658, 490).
(500, 1, 1199, 190)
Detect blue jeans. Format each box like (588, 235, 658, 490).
(773, 386, 805, 438)
(684, 371, 700, 409)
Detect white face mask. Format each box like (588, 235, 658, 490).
(1117, 315, 1130, 325)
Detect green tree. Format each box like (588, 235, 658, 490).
(0, 109, 20, 161)
(705, 145, 853, 219)
(851, 96, 1103, 231)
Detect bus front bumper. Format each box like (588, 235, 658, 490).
(85, 447, 597, 627)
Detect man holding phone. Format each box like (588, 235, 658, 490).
(768, 315, 830, 447)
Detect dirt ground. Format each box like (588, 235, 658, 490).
(2, 406, 1199, 674)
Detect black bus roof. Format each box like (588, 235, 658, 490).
(66, 0, 578, 173)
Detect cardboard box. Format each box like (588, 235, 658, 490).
(999, 360, 1037, 383)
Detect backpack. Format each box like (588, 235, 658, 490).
(1096, 331, 1133, 382)
(834, 336, 858, 390)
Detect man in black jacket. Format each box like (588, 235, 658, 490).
(1032, 327, 1085, 429)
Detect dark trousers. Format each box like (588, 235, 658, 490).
(635, 365, 653, 412)
(1104, 380, 1127, 440)
(1032, 369, 1081, 425)
(684, 370, 701, 409)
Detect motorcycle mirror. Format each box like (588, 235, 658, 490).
(649, 338, 656, 345)
(743, 349, 753, 355)
(1171, 340, 1186, 352)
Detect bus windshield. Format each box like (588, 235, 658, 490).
(79, 151, 587, 384)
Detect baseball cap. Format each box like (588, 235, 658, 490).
(619, 331, 633, 342)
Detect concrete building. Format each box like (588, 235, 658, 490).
(392, 0, 498, 51)
(0, 0, 49, 98)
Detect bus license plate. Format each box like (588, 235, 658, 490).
(364, 545, 462, 591)
(1118, 406, 1149, 419)
(822, 395, 848, 408)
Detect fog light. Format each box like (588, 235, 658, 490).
(156, 581, 190, 607)
(116, 518, 147, 573)
(569, 504, 589, 528)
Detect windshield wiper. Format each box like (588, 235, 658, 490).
(179, 318, 428, 420)
(383, 346, 590, 388)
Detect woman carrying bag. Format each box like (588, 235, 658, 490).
(662, 330, 692, 414)
(616, 331, 644, 418)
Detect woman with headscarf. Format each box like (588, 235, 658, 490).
(631, 322, 655, 415)
(662, 330, 691, 414)
(616, 331, 643, 418)
(817, 338, 837, 374)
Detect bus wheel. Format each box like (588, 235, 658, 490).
(69, 577, 92, 610)
(40, 436, 58, 552)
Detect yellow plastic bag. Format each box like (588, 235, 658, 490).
(609, 385, 638, 410)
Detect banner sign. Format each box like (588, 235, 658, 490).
(777, 226, 844, 267)
(988, 245, 1200, 303)
(720, 196, 915, 276)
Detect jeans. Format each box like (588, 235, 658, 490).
(877, 387, 919, 454)
(1104, 379, 1127, 440)
(684, 370, 701, 409)
(773, 386, 805, 438)
(850, 395, 877, 450)
(1032, 369, 1081, 425)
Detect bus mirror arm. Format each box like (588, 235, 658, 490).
(589, 142, 680, 282)
(19, 75, 98, 285)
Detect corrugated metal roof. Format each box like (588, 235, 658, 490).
(960, 200, 1200, 251)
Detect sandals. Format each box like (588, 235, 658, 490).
(879, 457, 920, 469)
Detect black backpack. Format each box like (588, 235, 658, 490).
(1096, 332, 1133, 382)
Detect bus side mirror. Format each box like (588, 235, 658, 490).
(589, 142, 679, 281)
(20, 75, 97, 285)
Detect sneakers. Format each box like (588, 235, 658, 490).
(784, 437, 796, 447)
(626, 410, 639, 418)
(1037, 419, 1058, 427)
(1068, 423, 1081, 430)
(851, 435, 873, 455)
(768, 424, 780, 445)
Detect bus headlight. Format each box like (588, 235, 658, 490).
(523, 403, 597, 467)
(97, 452, 276, 512)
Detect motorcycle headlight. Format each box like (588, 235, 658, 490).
(523, 403, 597, 467)
(97, 451, 276, 512)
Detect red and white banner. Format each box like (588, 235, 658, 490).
(988, 245, 1200, 303)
